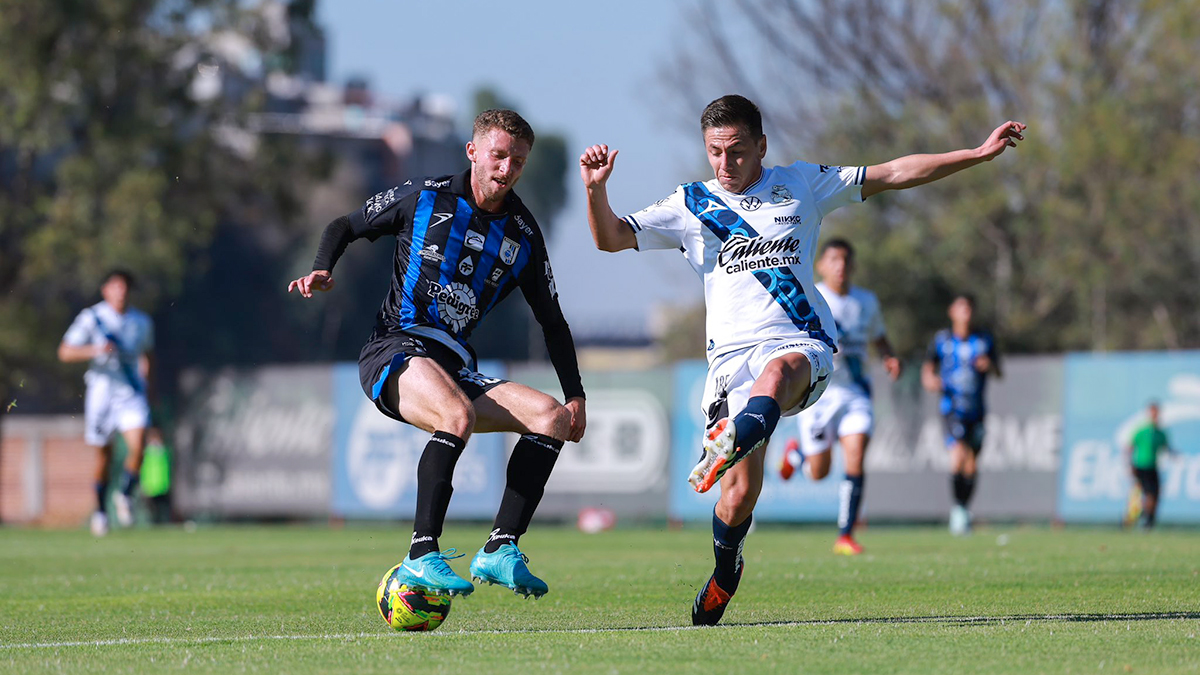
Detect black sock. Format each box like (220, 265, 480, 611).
(712, 510, 751, 593)
(119, 469, 139, 496)
(485, 433, 563, 554)
(952, 473, 977, 507)
(409, 431, 465, 559)
(731, 396, 781, 457)
(838, 474, 864, 536)
(95, 481, 107, 512)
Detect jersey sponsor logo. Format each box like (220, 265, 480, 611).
(544, 261, 557, 298)
(486, 267, 505, 287)
(464, 230, 486, 251)
(364, 187, 399, 218)
(499, 237, 520, 265)
(770, 184, 793, 204)
(424, 178, 451, 188)
(716, 234, 803, 273)
(774, 215, 803, 224)
(514, 214, 534, 236)
(458, 256, 475, 276)
(427, 281, 480, 332)
(739, 196, 762, 211)
(818, 164, 841, 174)
(429, 212, 454, 228)
(418, 244, 445, 263)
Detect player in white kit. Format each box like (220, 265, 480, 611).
(58, 270, 155, 536)
(778, 238, 900, 556)
(580, 95, 1025, 625)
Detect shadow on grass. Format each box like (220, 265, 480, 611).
(724, 611, 1200, 628)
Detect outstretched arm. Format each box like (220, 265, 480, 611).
(862, 121, 1026, 199)
(579, 144, 637, 252)
(288, 215, 354, 298)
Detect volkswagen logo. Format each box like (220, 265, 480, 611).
(740, 196, 762, 211)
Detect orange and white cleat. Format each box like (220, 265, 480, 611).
(688, 419, 738, 494)
(779, 438, 801, 481)
(832, 534, 864, 556)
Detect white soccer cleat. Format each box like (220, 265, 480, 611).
(949, 505, 972, 536)
(689, 419, 738, 494)
(113, 492, 134, 528)
(90, 511, 109, 537)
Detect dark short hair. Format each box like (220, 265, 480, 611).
(820, 237, 855, 261)
(700, 95, 763, 139)
(952, 292, 976, 308)
(102, 268, 136, 290)
(473, 109, 535, 146)
(1147, 400, 1160, 410)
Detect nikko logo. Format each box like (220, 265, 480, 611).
(774, 215, 803, 225)
(717, 234, 803, 273)
(427, 281, 480, 332)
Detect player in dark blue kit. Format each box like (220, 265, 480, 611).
(922, 294, 1000, 535)
(289, 110, 586, 598)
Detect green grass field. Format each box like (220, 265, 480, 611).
(1, 523, 1197, 674)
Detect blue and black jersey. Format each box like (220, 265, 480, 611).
(313, 169, 584, 400)
(926, 329, 998, 421)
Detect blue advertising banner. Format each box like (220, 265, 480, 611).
(331, 361, 507, 519)
(1057, 351, 1200, 523)
(669, 361, 843, 522)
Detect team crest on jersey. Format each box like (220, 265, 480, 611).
(428, 281, 480, 332)
(458, 257, 475, 276)
(770, 185, 793, 204)
(499, 238, 520, 265)
(739, 196, 762, 211)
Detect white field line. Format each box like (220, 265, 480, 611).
(3, 613, 1196, 650)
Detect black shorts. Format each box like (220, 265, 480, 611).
(358, 330, 507, 423)
(943, 414, 985, 452)
(1133, 468, 1160, 498)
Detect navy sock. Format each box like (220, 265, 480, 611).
(731, 396, 781, 456)
(409, 431, 466, 559)
(838, 474, 865, 536)
(95, 482, 107, 512)
(952, 473, 977, 507)
(712, 511, 752, 592)
(119, 470, 139, 496)
(485, 433, 563, 554)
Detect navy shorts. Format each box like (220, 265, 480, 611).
(358, 330, 506, 423)
(1133, 468, 1160, 499)
(943, 414, 985, 452)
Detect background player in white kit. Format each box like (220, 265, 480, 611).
(580, 94, 1025, 625)
(778, 238, 900, 556)
(58, 270, 155, 536)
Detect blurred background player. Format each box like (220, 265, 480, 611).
(779, 238, 900, 555)
(1125, 401, 1175, 530)
(922, 294, 1000, 536)
(581, 94, 1025, 625)
(289, 109, 585, 599)
(57, 270, 155, 536)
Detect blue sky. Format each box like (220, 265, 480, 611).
(315, 0, 716, 336)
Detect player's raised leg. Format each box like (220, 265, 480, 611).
(690, 352, 812, 493)
(469, 383, 575, 598)
(386, 357, 478, 596)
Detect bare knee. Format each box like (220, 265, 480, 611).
(527, 400, 571, 440)
(439, 399, 476, 439)
(809, 456, 832, 480)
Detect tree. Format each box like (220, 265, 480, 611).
(661, 0, 1200, 353)
(0, 0, 312, 413)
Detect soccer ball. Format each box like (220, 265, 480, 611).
(376, 564, 452, 632)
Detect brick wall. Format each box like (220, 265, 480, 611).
(0, 416, 95, 528)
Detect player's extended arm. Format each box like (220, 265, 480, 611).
(920, 360, 942, 393)
(579, 144, 637, 252)
(861, 121, 1026, 199)
(288, 215, 356, 297)
(873, 335, 902, 381)
(57, 341, 111, 363)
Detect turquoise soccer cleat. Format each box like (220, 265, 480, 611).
(469, 542, 549, 598)
(391, 549, 475, 597)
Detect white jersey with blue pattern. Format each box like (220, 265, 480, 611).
(62, 301, 154, 395)
(818, 282, 886, 396)
(623, 161, 865, 362)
